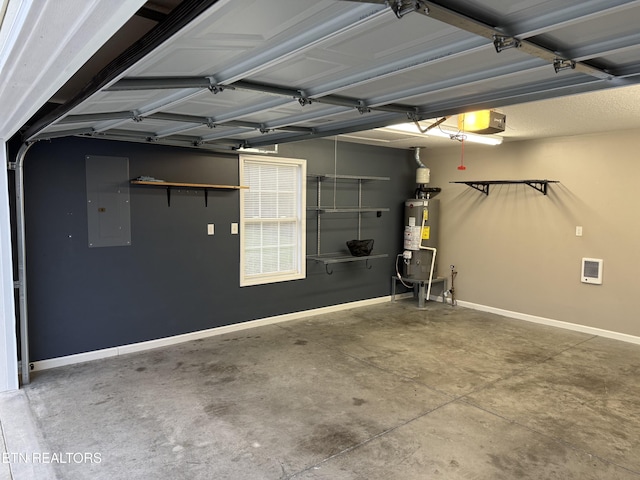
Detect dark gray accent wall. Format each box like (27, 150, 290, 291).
(22, 137, 415, 361)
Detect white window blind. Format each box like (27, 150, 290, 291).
(240, 155, 306, 286)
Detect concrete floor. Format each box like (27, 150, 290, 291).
(2, 300, 640, 479)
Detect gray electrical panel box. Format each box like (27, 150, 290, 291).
(85, 155, 131, 248)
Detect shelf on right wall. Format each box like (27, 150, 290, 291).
(450, 179, 558, 195)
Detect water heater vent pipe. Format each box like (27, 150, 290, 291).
(414, 147, 430, 187)
(414, 147, 425, 168)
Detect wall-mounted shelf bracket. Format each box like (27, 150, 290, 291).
(450, 179, 558, 196)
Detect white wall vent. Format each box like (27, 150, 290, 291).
(581, 258, 603, 284)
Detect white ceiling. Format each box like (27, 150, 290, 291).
(335, 82, 640, 148)
(499, 84, 640, 140)
(16, 0, 640, 151)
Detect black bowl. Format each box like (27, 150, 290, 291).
(347, 239, 374, 257)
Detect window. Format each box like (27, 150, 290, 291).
(239, 155, 306, 286)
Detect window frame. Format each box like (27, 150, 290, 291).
(239, 154, 306, 287)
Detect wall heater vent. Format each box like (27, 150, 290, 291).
(581, 258, 603, 284)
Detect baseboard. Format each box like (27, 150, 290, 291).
(457, 300, 640, 346)
(30, 296, 394, 372)
(30, 347, 120, 372)
(30, 296, 640, 373)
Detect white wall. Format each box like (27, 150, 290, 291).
(426, 128, 640, 337)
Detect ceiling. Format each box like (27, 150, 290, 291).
(338, 83, 640, 148)
(21, 0, 640, 152)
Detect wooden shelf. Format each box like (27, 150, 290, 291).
(130, 180, 247, 189)
(130, 180, 248, 206)
(450, 179, 558, 195)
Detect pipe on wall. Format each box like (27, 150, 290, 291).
(414, 147, 425, 168)
(419, 213, 437, 305)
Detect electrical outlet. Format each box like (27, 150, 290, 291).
(231, 223, 239, 234)
(576, 226, 583, 237)
(207, 224, 214, 235)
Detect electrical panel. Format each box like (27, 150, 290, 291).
(86, 155, 131, 248)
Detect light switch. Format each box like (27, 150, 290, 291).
(207, 224, 214, 235)
(231, 223, 239, 234)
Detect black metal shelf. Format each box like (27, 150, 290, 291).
(308, 174, 389, 273)
(307, 206, 390, 213)
(450, 179, 558, 195)
(307, 252, 389, 275)
(308, 173, 390, 182)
